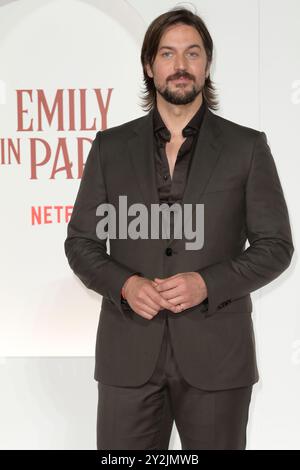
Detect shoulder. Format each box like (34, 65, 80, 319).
(207, 110, 268, 160)
(211, 111, 263, 142)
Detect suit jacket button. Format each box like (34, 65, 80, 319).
(165, 247, 173, 256)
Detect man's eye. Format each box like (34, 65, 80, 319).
(162, 52, 172, 57)
(188, 52, 198, 57)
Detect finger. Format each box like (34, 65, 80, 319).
(146, 284, 181, 312)
(149, 289, 178, 311)
(147, 285, 170, 304)
(169, 303, 182, 313)
(138, 310, 154, 320)
(146, 286, 169, 307)
(139, 301, 159, 316)
(167, 295, 186, 305)
(158, 287, 181, 301)
(176, 303, 186, 312)
(137, 300, 158, 315)
(161, 298, 181, 312)
(149, 284, 183, 312)
(155, 278, 181, 292)
(143, 293, 162, 311)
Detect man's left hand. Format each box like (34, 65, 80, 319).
(152, 272, 208, 312)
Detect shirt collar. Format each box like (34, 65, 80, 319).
(153, 100, 207, 142)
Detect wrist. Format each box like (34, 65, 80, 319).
(194, 272, 207, 298)
(121, 274, 140, 299)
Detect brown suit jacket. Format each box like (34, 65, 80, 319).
(64, 106, 294, 390)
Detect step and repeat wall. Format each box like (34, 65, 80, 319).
(0, 0, 299, 449)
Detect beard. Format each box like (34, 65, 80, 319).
(156, 79, 203, 105)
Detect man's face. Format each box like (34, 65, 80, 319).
(146, 23, 210, 106)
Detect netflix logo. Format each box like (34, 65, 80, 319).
(31, 205, 73, 225)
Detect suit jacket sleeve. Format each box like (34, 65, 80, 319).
(197, 131, 294, 316)
(64, 131, 141, 313)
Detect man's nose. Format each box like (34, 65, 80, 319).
(173, 54, 188, 71)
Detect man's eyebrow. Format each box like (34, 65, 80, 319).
(158, 44, 202, 51)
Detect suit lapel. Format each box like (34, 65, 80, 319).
(169, 108, 223, 248)
(127, 106, 223, 248)
(127, 109, 159, 208)
(181, 108, 223, 207)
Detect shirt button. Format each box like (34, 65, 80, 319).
(165, 247, 173, 256)
(163, 175, 168, 180)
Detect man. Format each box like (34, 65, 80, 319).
(64, 8, 294, 450)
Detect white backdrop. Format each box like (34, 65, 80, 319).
(0, 0, 299, 450)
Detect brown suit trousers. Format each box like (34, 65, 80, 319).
(96, 316, 253, 450)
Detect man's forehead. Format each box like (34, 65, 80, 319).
(159, 24, 203, 47)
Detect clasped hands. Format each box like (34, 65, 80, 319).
(122, 272, 208, 321)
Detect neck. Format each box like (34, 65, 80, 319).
(156, 93, 203, 138)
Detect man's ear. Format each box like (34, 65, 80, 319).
(145, 63, 154, 78)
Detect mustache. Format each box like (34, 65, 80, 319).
(168, 72, 194, 81)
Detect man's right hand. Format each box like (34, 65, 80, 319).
(122, 275, 181, 320)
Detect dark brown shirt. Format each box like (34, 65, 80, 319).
(153, 100, 206, 206)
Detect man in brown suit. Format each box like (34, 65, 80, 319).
(64, 8, 294, 450)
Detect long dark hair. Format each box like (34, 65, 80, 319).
(140, 6, 219, 112)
